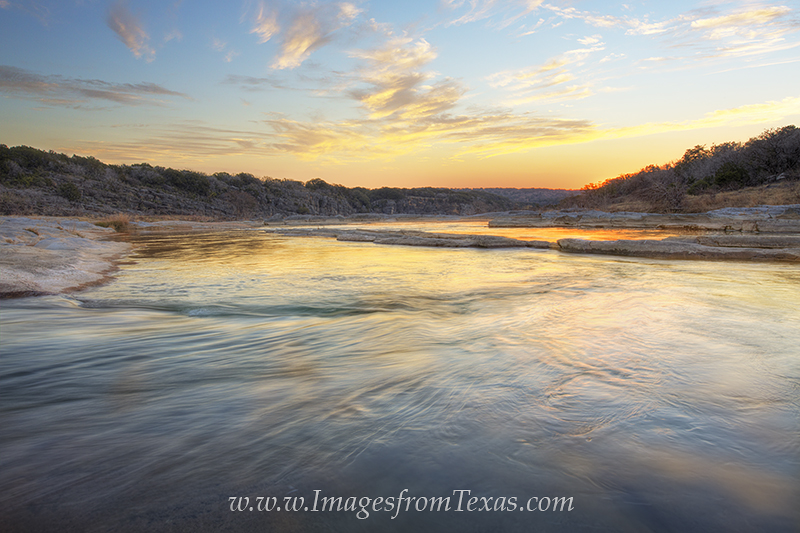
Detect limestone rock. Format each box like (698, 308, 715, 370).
(556, 238, 800, 261)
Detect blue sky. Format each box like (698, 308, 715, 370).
(1, 0, 799, 188)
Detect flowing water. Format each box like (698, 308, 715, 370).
(1, 224, 799, 532)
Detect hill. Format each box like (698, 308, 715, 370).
(561, 125, 800, 212)
(0, 146, 513, 218)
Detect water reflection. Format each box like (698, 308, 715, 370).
(1, 227, 798, 531)
(289, 219, 688, 241)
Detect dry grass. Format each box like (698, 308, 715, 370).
(566, 179, 800, 213)
(95, 213, 132, 233)
(683, 180, 800, 212)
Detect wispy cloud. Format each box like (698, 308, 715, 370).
(164, 28, 183, 43)
(223, 74, 289, 91)
(443, 0, 545, 27)
(248, 1, 363, 70)
(578, 34, 602, 45)
(251, 1, 280, 43)
(212, 37, 226, 52)
(690, 6, 791, 33)
(63, 122, 274, 163)
(487, 42, 604, 104)
(540, 2, 799, 63)
(270, 2, 362, 69)
(0, 0, 52, 24)
(106, 0, 155, 61)
(543, 4, 625, 29)
(683, 4, 800, 60)
(622, 4, 798, 62)
(210, 36, 239, 62)
(444, 0, 501, 26)
(0, 65, 189, 107)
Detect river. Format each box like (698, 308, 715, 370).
(1, 223, 798, 532)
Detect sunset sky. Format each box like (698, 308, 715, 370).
(1, 0, 799, 189)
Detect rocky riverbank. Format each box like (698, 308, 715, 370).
(488, 205, 800, 232)
(0, 217, 131, 297)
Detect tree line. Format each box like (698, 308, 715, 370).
(570, 125, 800, 211)
(0, 145, 513, 218)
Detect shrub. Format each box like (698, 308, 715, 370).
(713, 162, 750, 189)
(58, 181, 82, 201)
(305, 178, 331, 191)
(7, 145, 53, 169)
(368, 187, 406, 201)
(2, 172, 52, 188)
(163, 168, 211, 196)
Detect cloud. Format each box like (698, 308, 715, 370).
(106, 0, 155, 61)
(222, 74, 289, 91)
(578, 34, 602, 45)
(64, 122, 275, 163)
(263, 118, 376, 159)
(690, 6, 791, 32)
(443, 0, 546, 27)
(535, 2, 799, 72)
(625, 18, 675, 36)
(621, 4, 799, 62)
(250, 2, 363, 70)
(211, 36, 239, 62)
(164, 28, 183, 43)
(543, 4, 625, 29)
(444, 0, 500, 26)
(212, 37, 227, 52)
(348, 37, 453, 119)
(251, 2, 280, 43)
(269, 3, 362, 69)
(0, 0, 52, 24)
(682, 5, 800, 59)
(0, 65, 189, 106)
(487, 43, 604, 104)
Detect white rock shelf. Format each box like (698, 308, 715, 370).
(0, 217, 132, 297)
